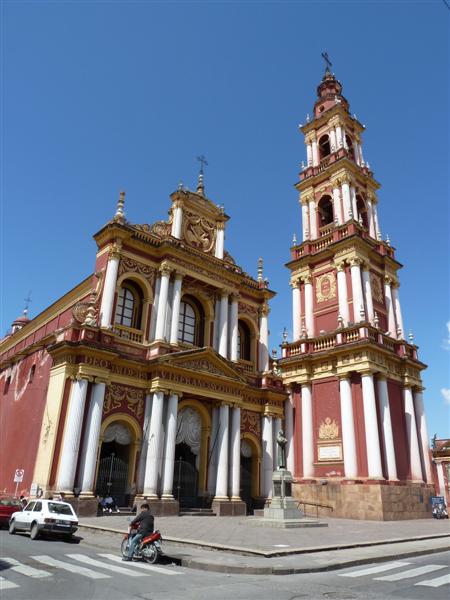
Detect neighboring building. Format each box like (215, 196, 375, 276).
(278, 69, 435, 520)
(0, 69, 437, 520)
(432, 438, 450, 506)
(0, 177, 286, 516)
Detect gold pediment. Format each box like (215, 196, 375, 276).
(159, 348, 247, 383)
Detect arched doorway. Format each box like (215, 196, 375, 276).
(96, 422, 132, 506)
(240, 434, 262, 513)
(173, 406, 202, 508)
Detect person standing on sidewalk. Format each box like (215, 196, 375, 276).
(122, 503, 154, 561)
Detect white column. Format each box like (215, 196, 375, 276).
(258, 304, 269, 372)
(306, 143, 313, 166)
(384, 278, 397, 337)
(149, 276, 161, 341)
(353, 141, 360, 165)
(301, 202, 309, 240)
(336, 263, 350, 325)
(292, 280, 301, 341)
(273, 417, 282, 470)
(336, 125, 343, 148)
(79, 382, 106, 494)
(155, 266, 171, 341)
(215, 224, 225, 259)
(143, 390, 165, 497)
(218, 292, 229, 359)
(366, 199, 376, 238)
(301, 384, 314, 479)
(213, 297, 220, 351)
(436, 463, 446, 497)
(340, 377, 358, 479)
(332, 186, 343, 225)
(304, 276, 314, 337)
(137, 393, 152, 493)
(230, 406, 241, 499)
(56, 378, 89, 492)
(392, 285, 405, 339)
(308, 198, 317, 239)
(373, 204, 381, 239)
(207, 406, 219, 494)
(285, 391, 295, 474)
(342, 130, 348, 150)
(262, 414, 273, 498)
(230, 295, 239, 361)
(171, 204, 183, 239)
(311, 138, 319, 166)
(413, 389, 433, 484)
(341, 181, 352, 221)
(361, 267, 374, 324)
(404, 386, 424, 482)
(359, 143, 364, 165)
(350, 259, 365, 322)
(350, 186, 358, 219)
(214, 404, 230, 499)
(329, 128, 337, 152)
(361, 373, 383, 479)
(161, 392, 179, 497)
(100, 252, 120, 328)
(377, 376, 398, 481)
(169, 274, 183, 345)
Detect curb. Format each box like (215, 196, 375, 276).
(78, 523, 450, 558)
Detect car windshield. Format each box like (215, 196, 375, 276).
(0, 498, 21, 507)
(48, 502, 74, 516)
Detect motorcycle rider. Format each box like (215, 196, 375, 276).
(122, 502, 154, 561)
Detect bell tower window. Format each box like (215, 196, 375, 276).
(356, 196, 369, 229)
(318, 195, 334, 228)
(345, 135, 355, 161)
(237, 321, 251, 361)
(318, 134, 331, 160)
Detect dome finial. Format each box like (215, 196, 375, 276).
(196, 154, 208, 196)
(113, 190, 126, 222)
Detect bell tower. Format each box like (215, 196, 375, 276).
(280, 66, 435, 520)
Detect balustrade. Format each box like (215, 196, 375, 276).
(112, 324, 144, 343)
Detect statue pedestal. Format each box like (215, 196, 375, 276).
(249, 469, 327, 529)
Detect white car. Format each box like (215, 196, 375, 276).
(9, 499, 78, 540)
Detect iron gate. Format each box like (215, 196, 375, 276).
(96, 454, 129, 506)
(173, 457, 198, 508)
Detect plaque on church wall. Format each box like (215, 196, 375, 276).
(318, 444, 342, 462)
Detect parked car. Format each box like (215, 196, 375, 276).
(0, 497, 22, 528)
(9, 499, 78, 540)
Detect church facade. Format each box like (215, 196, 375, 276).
(0, 70, 436, 519)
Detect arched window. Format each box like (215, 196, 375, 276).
(178, 296, 204, 346)
(237, 321, 251, 361)
(114, 281, 143, 329)
(356, 196, 369, 229)
(345, 135, 355, 161)
(318, 134, 331, 159)
(318, 195, 334, 227)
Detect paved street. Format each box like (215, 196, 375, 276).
(1, 529, 449, 600)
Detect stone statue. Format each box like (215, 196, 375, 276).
(276, 429, 287, 469)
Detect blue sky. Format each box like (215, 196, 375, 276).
(2, 1, 449, 438)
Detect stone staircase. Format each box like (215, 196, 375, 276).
(178, 507, 216, 517)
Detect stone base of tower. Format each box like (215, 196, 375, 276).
(293, 482, 435, 521)
(211, 499, 247, 516)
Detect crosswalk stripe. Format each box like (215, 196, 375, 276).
(374, 564, 447, 582)
(2, 557, 51, 578)
(0, 576, 20, 590)
(415, 573, 450, 588)
(98, 553, 183, 575)
(339, 561, 411, 578)
(31, 555, 111, 579)
(66, 554, 147, 577)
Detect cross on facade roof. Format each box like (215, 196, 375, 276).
(321, 51, 332, 72)
(197, 154, 208, 175)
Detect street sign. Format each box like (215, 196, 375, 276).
(14, 469, 24, 483)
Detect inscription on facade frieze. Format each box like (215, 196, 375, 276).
(156, 369, 241, 396)
(175, 359, 232, 378)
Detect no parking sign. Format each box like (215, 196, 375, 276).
(14, 469, 24, 483)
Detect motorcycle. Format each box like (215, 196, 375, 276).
(121, 528, 162, 564)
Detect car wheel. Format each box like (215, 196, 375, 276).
(30, 522, 40, 540)
(8, 520, 16, 535)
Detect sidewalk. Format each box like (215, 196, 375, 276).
(78, 514, 450, 574)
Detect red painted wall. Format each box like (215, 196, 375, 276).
(350, 373, 368, 478)
(312, 377, 344, 478)
(0, 349, 53, 495)
(293, 389, 302, 478)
